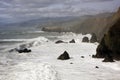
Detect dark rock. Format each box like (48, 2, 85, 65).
(70, 62, 73, 64)
(93, 37, 108, 58)
(90, 33, 97, 43)
(57, 51, 70, 60)
(92, 55, 97, 58)
(102, 58, 114, 62)
(69, 39, 75, 43)
(102, 54, 114, 62)
(95, 66, 99, 68)
(81, 56, 84, 58)
(55, 40, 64, 44)
(17, 48, 31, 53)
(82, 37, 89, 42)
(93, 8, 120, 60)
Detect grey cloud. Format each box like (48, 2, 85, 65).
(8, 0, 62, 8)
(0, 0, 120, 23)
(0, 1, 12, 8)
(82, 0, 114, 3)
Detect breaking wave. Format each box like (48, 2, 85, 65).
(18, 37, 49, 49)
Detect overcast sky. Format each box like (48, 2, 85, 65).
(0, 0, 120, 23)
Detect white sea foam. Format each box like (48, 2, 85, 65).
(21, 30, 44, 34)
(18, 37, 49, 48)
(0, 33, 120, 80)
(0, 36, 49, 52)
(1, 62, 58, 80)
(102, 63, 120, 71)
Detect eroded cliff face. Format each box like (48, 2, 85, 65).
(42, 8, 120, 42)
(74, 15, 111, 41)
(94, 8, 120, 60)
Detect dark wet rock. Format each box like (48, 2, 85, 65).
(57, 51, 70, 60)
(92, 55, 96, 58)
(82, 37, 89, 42)
(69, 39, 75, 43)
(9, 48, 32, 53)
(95, 66, 99, 68)
(17, 48, 31, 53)
(90, 33, 97, 43)
(70, 62, 73, 64)
(102, 54, 114, 62)
(92, 37, 107, 58)
(55, 40, 64, 44)
(81, 56, 85, 58)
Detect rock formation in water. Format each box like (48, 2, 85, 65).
(82, 37, 89, 42)
(90, 33, 97, 43)
(69, 39, 75, 43)
(55, 40, 64, 44)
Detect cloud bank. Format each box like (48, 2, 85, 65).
(0, 0, 120, 23)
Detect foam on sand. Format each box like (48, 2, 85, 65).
(1, 62, 59, 80)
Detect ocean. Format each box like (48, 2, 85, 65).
(0, 26, 63, 51)
(1, 26, 118, 80)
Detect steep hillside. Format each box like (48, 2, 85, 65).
(42, 13, 113, 41)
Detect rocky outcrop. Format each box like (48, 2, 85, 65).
(90, 33, 97, 43)
(82, 37, 89, 42)
(17, 48, 31, 53)
(69, 39, 75, 43)
(9, 48, 32, 53)
(57, 51, 70, 60)
(55, 40, 64, 44)
(93, 8, 120, 61)
(92, 37, 107, 58)
(102, 54, 114, 62)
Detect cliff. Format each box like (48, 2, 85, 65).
(42, 13, 113, 41)
(93, 8, 120, 60)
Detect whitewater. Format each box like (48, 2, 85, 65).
(0, 32, 120, 80)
